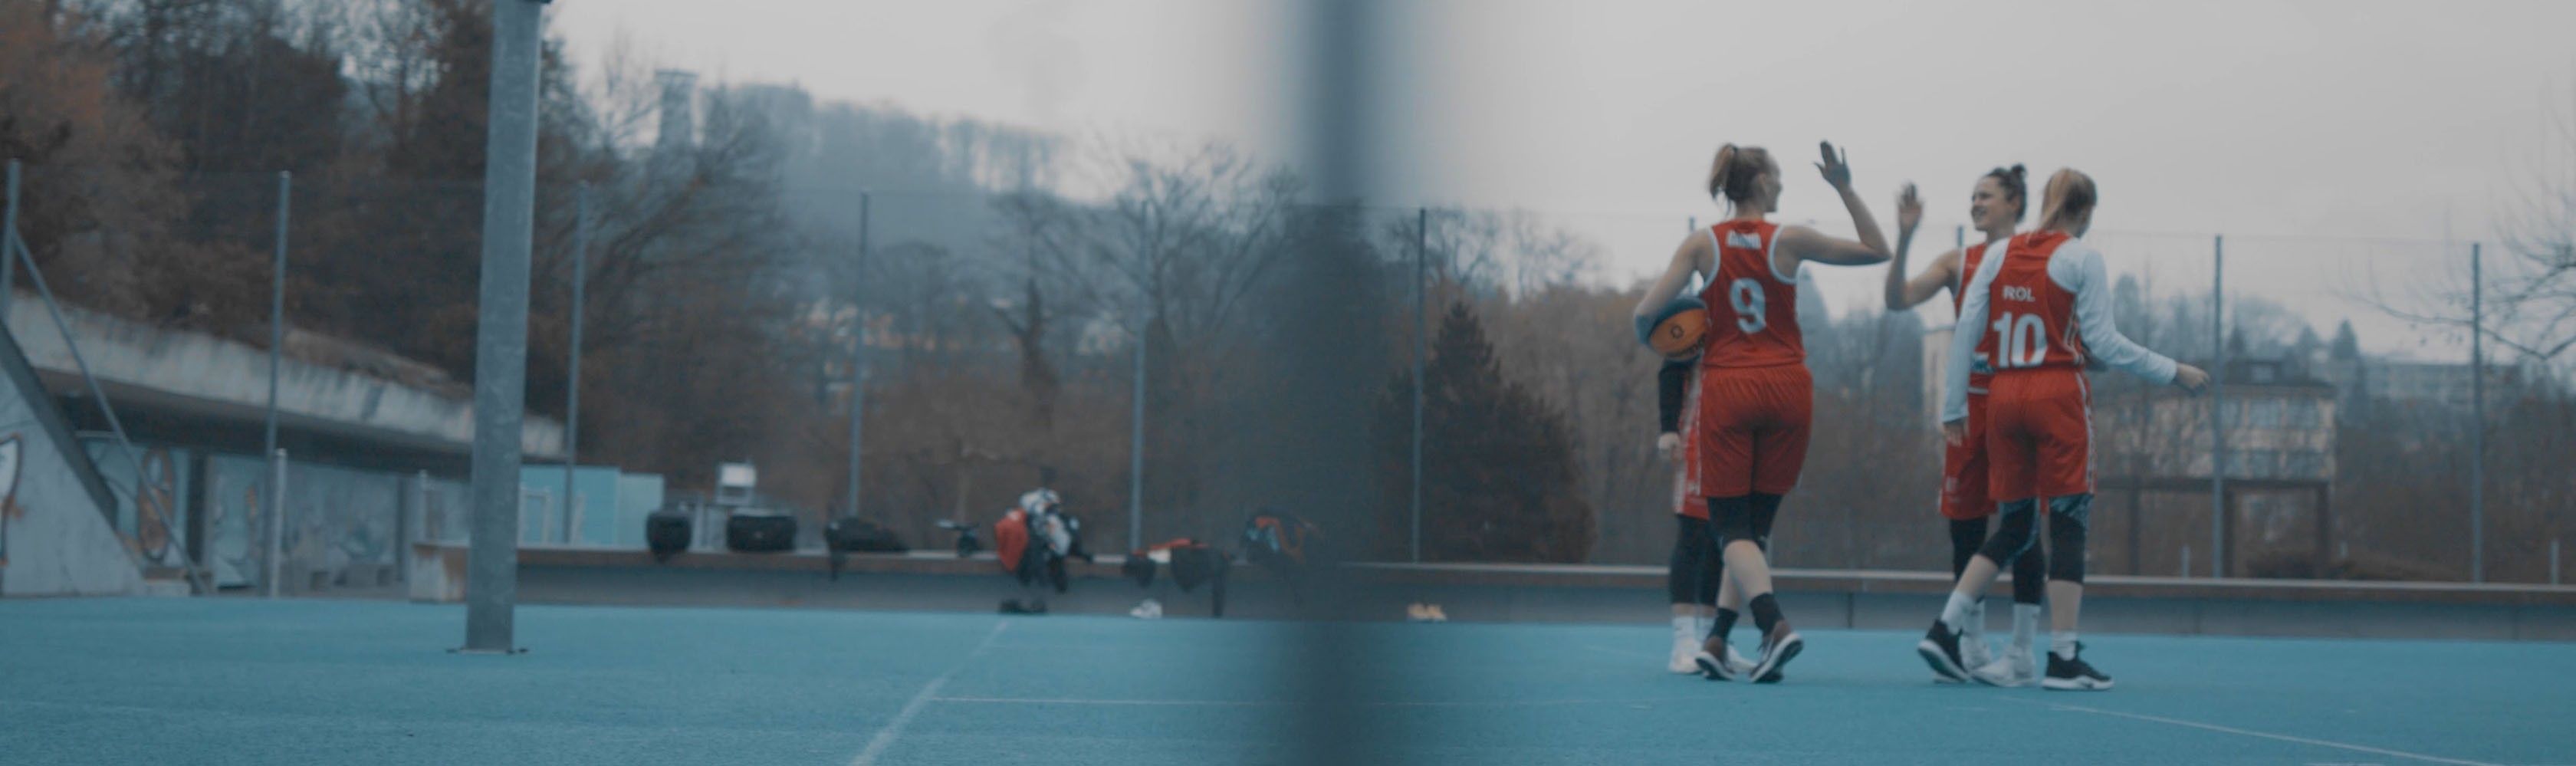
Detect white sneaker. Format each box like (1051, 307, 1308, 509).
(1129, 599, 1163, 620)
(1668, 633, 1702, 674)
(1970, 645, 2039, 687)
(1959, 633, 1995, 682)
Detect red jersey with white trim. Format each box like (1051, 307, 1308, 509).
(1957, 241, 1999, 393)
(1696, 220, 1802, 369)
(1983, 231, 2086, 373)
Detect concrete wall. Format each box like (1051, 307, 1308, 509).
(7, 292, 562, 459)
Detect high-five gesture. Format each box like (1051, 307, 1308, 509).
(1896, 182, 1923, 235)
(1816, 141, 1853, 189)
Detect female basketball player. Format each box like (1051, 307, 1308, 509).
(1882, 166, 2053, 685)
(1633, 141, 1898, 683)
(1917, 169, 2210, 691)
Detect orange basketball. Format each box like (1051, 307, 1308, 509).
(1650, 307, 1708, 360)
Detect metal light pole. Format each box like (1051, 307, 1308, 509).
(464, 0, 545, 654)
(563, 184, 589, 545)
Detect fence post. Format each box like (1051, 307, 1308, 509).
(2470, 242, 2485, 584)
(2210, 234, 2226, 579)
(564, 183, 587, 545)
(264, 171, 289, 553)
(1411, 206, 1426, 564)
(268, 449, 288, 597)
(846, 192, 869, 524)
(465, 0, 544, 653)
(1128, 213, 1147, 554)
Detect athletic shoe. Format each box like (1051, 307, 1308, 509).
(1747, 621, 1802, 684)
(1917, 620, 1970, 683)
(1961, 629, 1995, 679)
(1693, 643, 1763, 682)
(1970, 645, 2039, 687)
(2042, 644, 2114, 691)
(1669, 623, 1702, 674)
(1129, 599, 1164, 620)
(1423, 604, 1448, 622)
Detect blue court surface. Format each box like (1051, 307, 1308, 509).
(3, 597, 2571, 766)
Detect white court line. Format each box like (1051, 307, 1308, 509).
(2011, 698, 2507, 766)
(929, 695, 1712, 709)
(849, 620, 1010, 766)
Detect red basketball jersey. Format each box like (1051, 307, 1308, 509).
(1983, 231, 2087, 373)
(1696, 220, 1802, 368)
(1957, 241, 1999, 393)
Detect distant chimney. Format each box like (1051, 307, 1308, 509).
(654, 69, 698, 152)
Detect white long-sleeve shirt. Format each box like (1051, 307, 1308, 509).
(1942, 236, 2177, 424)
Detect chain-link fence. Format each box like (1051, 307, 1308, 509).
(5, 158, 2568, 593)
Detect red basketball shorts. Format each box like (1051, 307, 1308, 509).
(1985, 370, 2095, 503)
(1691, 363, 1813, 498)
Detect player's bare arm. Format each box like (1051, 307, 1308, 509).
(1778, 141, 1897, 268)
(1635, 228, 1713, 321)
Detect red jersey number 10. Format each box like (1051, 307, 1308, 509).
(1990, 312, 2049, 369)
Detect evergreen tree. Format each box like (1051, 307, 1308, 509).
(1380, 301, 1594, 562)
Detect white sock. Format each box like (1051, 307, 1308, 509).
(1964, 600, 1989, 639)
(1671, 615, 1697, 643)
(2052, 631, 2079, 661)
(1939, 591, 1976, 630)
(2013, 603, 2042, 652)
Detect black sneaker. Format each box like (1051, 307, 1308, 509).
(1917, 620, 1970, 683)
(2042, 644, 2113, 691)
(1748, 620, 1802, 685)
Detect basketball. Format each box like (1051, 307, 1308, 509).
(1649, 305, 1708, 360)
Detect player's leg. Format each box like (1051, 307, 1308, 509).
(1691, 368, 1776, 681)
(2039, 494, 2106, 689)
(1939, 400, 1998, 676)
(1921, 390, 2037, 682)
(1731, 365, 1811, 684)
(2036, 376, 2109, 690)
(1667, 514, 1720, 672)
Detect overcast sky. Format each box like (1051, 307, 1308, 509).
(552, 0, 2576, 359)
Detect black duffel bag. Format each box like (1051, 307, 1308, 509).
(725, 513, 797, 553)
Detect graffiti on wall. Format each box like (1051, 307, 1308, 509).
(82, 442, 192, 571)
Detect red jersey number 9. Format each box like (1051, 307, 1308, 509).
(1729, 278, 1767, 334)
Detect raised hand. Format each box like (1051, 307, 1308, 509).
(1897, 182, 1922, 234)
(1816, 140, 1853, 189)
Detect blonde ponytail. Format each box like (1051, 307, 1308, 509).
(2039, 168, 2098, 232)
